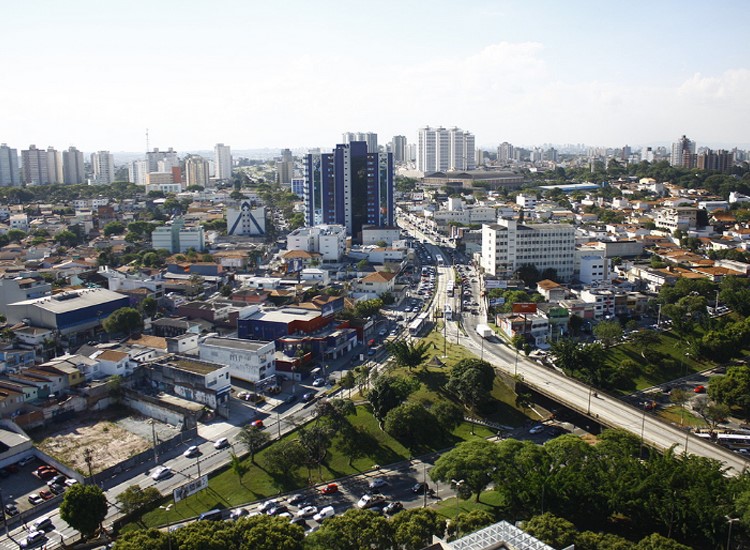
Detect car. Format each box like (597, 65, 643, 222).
(287, 493, 305, 505)
(368, 477, 388, 489)
(47, 474, 66, 487)
(214, 437, 230, 450)
(37, 469, 57, 480)
(199, 509, 224, 521)
(357, 494, 386, 509)
(28, 494, 44, 506)
(230, 508, 249, 521)
(302, 392, 315, 402)
(312, 377, 326, 387)
(49, 483, 66, 495)
(312, 505, 336, 522)
(64, 478, 79, 487)
(4, 503, 18, 516)
(18, 455, 35, 467)
(378, 329, 387, 337)
(367, 348, 376, 356)
(39, 490, 54, 500)
(384, 501, 404, 515)
(151, 466, 173, 480)
(237, 391, 250, 400)
(32, 517, 53, 531)
(286, 394, 298, 403)
(184, 445, 200, 458)
(251, 419, 264, 429)
(412, 482, 432, 494)
(257, 499, 279, 513)
(267, 504, 289, 516)
(20, 531, 46, 549)
(694, 385, 706, 393)
(296, 505, 318, 518)
(320, 483, 339, 495)
(529, 425, 545, 434)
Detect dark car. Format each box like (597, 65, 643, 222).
(287, 493, 305, 505)
(4, 503, 18, 516)
(302, 392, 315, 402)
(384, 501, 404, 515)
(267, 504, 289, 516)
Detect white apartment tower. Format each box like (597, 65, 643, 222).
(185, 155, 210, 187)
(128, 159, 149, 185)
(417, 126, 476, 173)
(498, 142, 514, 163)
(214, 143, 232, 181)
(91, 151, 116, 184)
(481, 219, 576, 281)
(0, 143, 19, 186)
(670, 135, 696, 168)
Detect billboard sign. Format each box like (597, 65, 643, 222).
(512, 302, 537, 314)
(173, 475, 208, 503)
(489, 298, 505, 306)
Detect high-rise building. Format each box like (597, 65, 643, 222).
(46, 147, 63, 184)
(391, 135, 407, 163)
(697, 149, 733, 173)
(214, 143, 232, 181)
(276, 148, 294, 184)
(417, 126, 476, 173)
(671, 135, 696, 168)
(21, 145, 49, 185)
(146, 148, 178, 173)
(185, 155, 210, 187)
(0, 143, 19, 186)
(62, 146, 85, 184)
(481, 218, 576, 281)
(128, 159, 149, 185)
(91, 151, 115, 184)
(343, 132, 378, 153)
(304, 141, 393, 242)
(497, 142, 514, 164)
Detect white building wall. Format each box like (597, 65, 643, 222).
(199, 339, 275, 383)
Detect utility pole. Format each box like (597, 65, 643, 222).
(0, 489, 9, 538)
(83, 448, 94, 484)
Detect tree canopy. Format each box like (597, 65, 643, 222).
(103, 307, 144, 336)
(60, 484, 108, 539)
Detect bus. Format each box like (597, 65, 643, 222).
(408, 312, 430, 336)
(446, 280, 455, 297)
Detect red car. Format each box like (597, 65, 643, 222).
(39, 490, 54, 500)
(320, 483, 338, 495)
(694, 385, 706, 393)
(251, 420, 264, 429)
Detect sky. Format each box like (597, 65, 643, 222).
(2, 0, 749, 153)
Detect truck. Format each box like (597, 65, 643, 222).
(476, 324, 494, 339)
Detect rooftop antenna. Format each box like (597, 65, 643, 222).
(146, 128, 150, 153)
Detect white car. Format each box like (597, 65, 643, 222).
(529, 425, 545, 434)
(214, 437, 230, 450)
(313, 505, 335, 522)
(357, 494, 386, 509)
(151, 466, 172, 480)
(257, 499, 279, 514)
(184, 445, 200, 458)
(368, 477, 388, 489)
(312, 378, 326, 387)
(20, 531, 46, 549)
(296, 505, 318, 518)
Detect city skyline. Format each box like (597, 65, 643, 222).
(1, 0, 749, 152)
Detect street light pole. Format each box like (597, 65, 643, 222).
(727, 516, 739, 550)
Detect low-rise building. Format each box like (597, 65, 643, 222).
(199, 337, 276, 384)
(149, 355, 232, 417)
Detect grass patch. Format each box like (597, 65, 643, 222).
(606, 330, 713, 393)
(434, 490, 506, 520)
(658, 406, 707, 428)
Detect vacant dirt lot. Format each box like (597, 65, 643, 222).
(35, 413, 153, 474)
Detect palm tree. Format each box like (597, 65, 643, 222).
(386, 340, 431, 370)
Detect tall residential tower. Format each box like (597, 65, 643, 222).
(0, 144, 19, 186)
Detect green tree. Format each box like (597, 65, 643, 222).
(447, 510, 495, 541)
(340, 371, 355, 396)
(229, 451, 248, 484)
(6, 228, 26, 242)
(446, 358, 495, 411)
(593, 320, 623, 348)
(523, 513, 577, 549)
(693, 396, 730, 433)
(430, 439, 501, 502)
(708, 365, 750, 415)
(719, 277, 750, 316)
(575, 531, 633, 550)
(54, 229, 82, 247)
(431, 400, 464, 430)
(383, 401, 438, 446)
(263, 439, 306, 476)
(237, 425, 270, 463)
(60, 484, 108, 539)
(630, 329, 661, 359)
(306, 509, 394, 550)
(297, 423, 334, 478)
(103, 307, 144, 336)
(238, 514, 305, 550)
(368, 375, 419, 421)
(112, 529, 170, 550)
(140, 296, 158, 318)
(116, 484, 161, 515)
(385, 340, 430, 370)
(354, 298, 383, 318)
(391, 508, 446, 550)
(103, 221, 125, 236)
(634, 533, 692, 550)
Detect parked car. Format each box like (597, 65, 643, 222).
(357, 494, 386, 509)
(320, 483, 339, 495)
(267, 504, 289, 516)
(28, 494, 44, 505)
(39, 490, 54, 501)
(312, 505, 336, 522)
(302, 392, 315, 402)
(18, 456, 35, 467)
(64, 478, 79, 487)
(296, 505, 318, 518)
(49, 483, 66, 495)
(230, 508, 249, 521)
(4, 503, 18, 516)
(529, 424, 545, 434)
(312, 377, 326, 387)
(368, 477, 388, 489)
(258, 499, 279, 514)
(384, 501, 404, 515)
(47, 474, 66, 487)
(694, 385, 706, 393)
(287, 494, 305, 505)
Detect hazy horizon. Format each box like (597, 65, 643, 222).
(2, 0, 749, 153)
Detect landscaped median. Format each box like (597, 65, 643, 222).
(122, 405, 494, 531)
